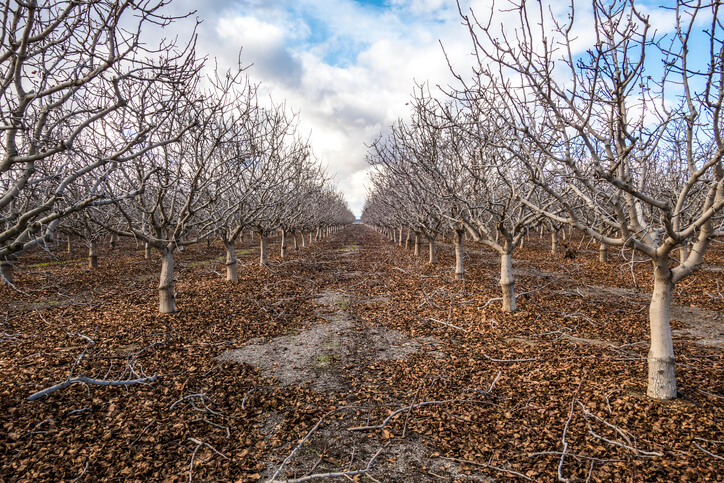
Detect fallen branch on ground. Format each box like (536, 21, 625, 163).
(28, 375, 160, 401)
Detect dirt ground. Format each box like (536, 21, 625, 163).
(1, 225, 722, 481)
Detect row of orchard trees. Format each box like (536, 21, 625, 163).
(0, 1, 355, 313)
(363, 0, 724, 400)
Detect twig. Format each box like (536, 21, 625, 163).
(348, 398, 477, 432)
(269, 410, 335, 482)
(482, 353, 542, 363)
(439, 456, 532, 481)
(188, 437, 228, 482)
(281, 444, 389, 483)
(692, 441, 723, 461)
(28, 375, 159, 401)
(426, 317, 467, 332)
(558, 373, 587, 482)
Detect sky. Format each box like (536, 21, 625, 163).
(155, 0, 697, 217)
(156, 0, 481, 216)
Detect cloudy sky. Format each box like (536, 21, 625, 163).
(152, 0, 484, 216)
(157, 0, 685, 217)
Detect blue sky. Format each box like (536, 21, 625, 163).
(158, 0, 707, 216)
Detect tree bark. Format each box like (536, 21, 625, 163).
(647, 260, 677, 399)
(293, 231, 299, 250)
(405, 230, 411, 250)
(398, 227, 404, 246)
(88, 240, 98, 269)
(1, 261, 13, 285)
(110, 233, 118, 250)
(280, 230, 287, 258)
(551, 232, 558, 255)
(500, 252, 516, 312)
(427, 235, 436, 264)
(454, 230, 465, 280)
(599, 242, 608, 263)
(225, 241, 238, 281)
(66, 236, 72, 254)
(158, 249, 177, 314)
(259, 234, 268, 266)
(309, 231, 313, 245)
(145, 242, 152, 259)
(414, 232, 421, 257)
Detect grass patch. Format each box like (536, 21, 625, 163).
(28, 258, 84, 268)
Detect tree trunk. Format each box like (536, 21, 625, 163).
(309, 231, 313, 245)
(88, 240, 98, 269)
(679, 243, 689, 263)
(145, 242, 152, 259)
(293, 231, 299, 250)
(599, 242, 608, 263)
(551, 232, 558, 255)
(1, 261, 13, 285)
(405, 230, 411, 250)
(66, 236, 72, 254)
(414, 233, 421, 257)
(259, 234, 268, 266)
(158, 249, 177, 314)
(280, 230, 287, 258)
(454, 230, 465, 280)
(302, 231, 308, 247)
(398, 227, 404, 247)
(427, 236, 436, 264)
(500, 252, 516, 312)
(225, 241, 238, 281)
(647, 260, 677, 399)
(110, 233, 118, 250)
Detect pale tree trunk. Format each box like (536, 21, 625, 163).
(66, 236, 72, 254)
(158, 249, 177, 314)
(224, 241, 238, 281)
(500, 251, 516, 313)
(647, 260, 677, 399)
(259, 234, 268, 266)
(599, 242, 608, 263)
(427, 235, 436, 264)
(309, 231, 313, 245)
(1, 261, 13, 285)
(88, 240, 98, 269)
(551, 232, 558, 255)
(280, 230, 287, 258)
(414, 232, 421, 257)
(679, 243, 689, 262)
(398, 227, 404, 247)
(293, 231, 299, 250)
(454, 230, 465, 280)
(110, 233, 118, 250)
(405, 230, 411, 250)
(145, 242, 152, 259)
(302, 231, 308, 247)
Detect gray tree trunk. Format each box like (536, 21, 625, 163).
(259, 234, 268, 266)
(158, 249, 177, 314)
(405, 230, 411, 250)
(500, 252, 516, 312)
(88, 240, 98, 269)
(551, 232, 558, 255)
(1, 261, 13, 284)
(647, 260, 677, 399)
(398, 227, 404, 246)
(145, 242, 152, 259)
(110, 233, 118, 250)
(225, 241, 238, 281)
(66, 236, 72, 254)
(293, 231, 299, 250)
(414, 233, 421, 257)
(454, 230, 465, 280)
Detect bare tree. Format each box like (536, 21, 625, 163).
(457, 0, 724, 398)
(0, 0, 198, 284)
